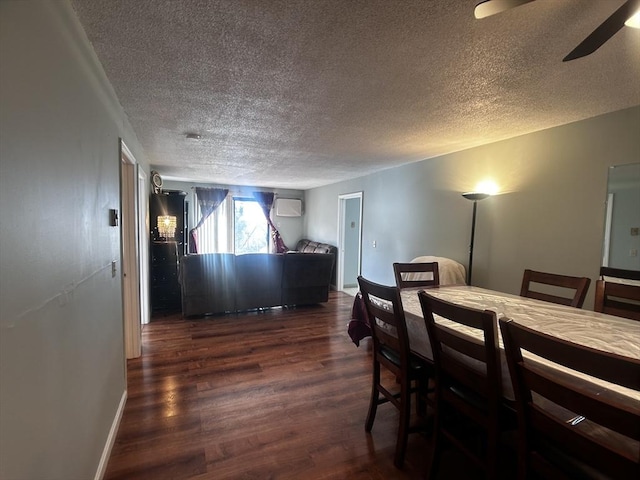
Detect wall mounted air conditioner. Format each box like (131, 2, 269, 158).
(275, 198, 303, 217)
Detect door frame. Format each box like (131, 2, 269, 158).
(602, 193, 614, 267)
(120, 140, 142, 359)
(337, 192, 363, 292)
(138, 169, 150, 326)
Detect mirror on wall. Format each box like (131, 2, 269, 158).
(602, 163, 640, 270)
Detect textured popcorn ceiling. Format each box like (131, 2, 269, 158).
(70, 0, 640, 190)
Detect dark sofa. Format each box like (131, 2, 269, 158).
(292, 239, 338, 287)
(179, 251, 335, 317)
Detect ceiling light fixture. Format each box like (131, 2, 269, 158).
(185, 133, 201, 140)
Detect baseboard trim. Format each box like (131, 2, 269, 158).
(94, 389, 127, 480)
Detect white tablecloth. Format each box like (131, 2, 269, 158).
(400, 285, 640, 402)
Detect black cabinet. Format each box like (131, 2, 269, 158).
(150, 191, 186, 312)
(150, 241, 181, 311)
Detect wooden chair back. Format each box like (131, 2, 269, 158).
(499, 318, 640, 479)
(594, 267, 640, 320)
(393, 262, 440, 289)
(520, 269, 590, 308)
(418, 290, 503, 478)
(599, 266, 640, 282)
(358, 276, 410, 372)
(357, 276, 430, 468)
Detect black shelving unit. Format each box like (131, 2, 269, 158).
(149, 191, 186, 313)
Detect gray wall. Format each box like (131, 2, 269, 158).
(162, 180, 305, 250)
(0, 1, 146, 479)
(305, 106, 640, 308)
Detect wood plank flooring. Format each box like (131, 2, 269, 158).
(104, 291, 485, 479)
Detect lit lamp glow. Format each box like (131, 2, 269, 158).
(625, 9, 640, 28)
(462, 182, 497, 285)
(157, 215, 177, 238)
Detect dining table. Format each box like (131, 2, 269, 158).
(398, 285, 640, 404)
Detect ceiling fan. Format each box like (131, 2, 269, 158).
(474, 0, 640, 61)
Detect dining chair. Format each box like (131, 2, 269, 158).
(499, 318, 640, 480)
(520, 269, 591, 308)
(594, 267, 640, 321)
(357, 276, 432, 468)
(599, 266, 640, 282)
(418, 290, 506, 479)
(393, 262, 440, 289)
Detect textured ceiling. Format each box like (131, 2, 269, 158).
(70, 0, 640, 190)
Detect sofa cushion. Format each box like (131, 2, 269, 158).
(282, 253, 335, 305)
(294, 239, 337, 255)
(179, 253, 236, 315)
(235, 253, 283, 311)
(294, 239, 337, 286)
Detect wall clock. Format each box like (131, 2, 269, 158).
(151, 171, 163, 193)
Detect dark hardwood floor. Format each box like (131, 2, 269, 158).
(104, 291, 491, 479)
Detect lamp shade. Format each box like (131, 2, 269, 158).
(462, 192, 490, 201)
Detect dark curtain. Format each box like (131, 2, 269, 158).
(252, 191, 289, 253)
(189, 187, 229, 253)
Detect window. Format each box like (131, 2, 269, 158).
(196, 196, 269, 254)
(234, 198, 269, 254)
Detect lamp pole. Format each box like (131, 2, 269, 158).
(462, 192, 490, 285)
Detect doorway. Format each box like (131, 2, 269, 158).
(337, 192, 363, 295)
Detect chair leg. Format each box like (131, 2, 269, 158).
(394, 378, 411, 468)
(516, 441, 528, 480)
(415, 376, 430, 417)
(365, 360, 380, 432)
(486, 430, 498, 480)
(423, 398, 442, 480)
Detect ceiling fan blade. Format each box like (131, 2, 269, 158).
(474, 0, 535, 19)
(563, 0, 640, 62)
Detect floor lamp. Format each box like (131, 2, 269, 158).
(462, 192, 490, 285)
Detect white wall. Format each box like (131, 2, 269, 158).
(305, 106, 640, 308)
(0, 1, 146, 479)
